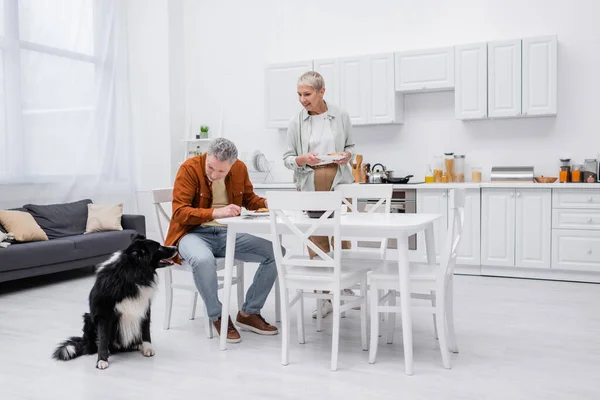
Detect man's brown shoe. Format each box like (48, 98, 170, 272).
(235, 312, 279, 335)
(213, 316, 241, 343)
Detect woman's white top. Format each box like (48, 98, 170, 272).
(308, 112, 335, 165)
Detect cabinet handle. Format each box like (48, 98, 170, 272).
(588, 197, 594, 202)
(510, 192, 514, 197)
(442, 192, 446, 197)
(588, 218, 593, 223)
(516, 192, 521, 197)
(588, 249, 593, 254)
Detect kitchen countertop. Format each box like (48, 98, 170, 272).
(253, 181, 600, 190)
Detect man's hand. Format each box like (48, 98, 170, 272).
(333, 152, 352, 166)
(296, 152, 322, 167)
(212, 204, 241, 219)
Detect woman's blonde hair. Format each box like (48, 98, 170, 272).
(297, 71, 325, 91)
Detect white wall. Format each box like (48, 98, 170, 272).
(182, 0, 600, 181)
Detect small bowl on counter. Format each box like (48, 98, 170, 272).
(534, 176, 558, 183)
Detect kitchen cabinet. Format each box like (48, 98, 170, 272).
(265, 61, 313, 129)
(416, 188, 480, 265)
(482, 188, 551, 268)
(522, 36, 557, 116)
(340, 53, 403, 126)
(487, 36, 557, 118)
(487, 40, 522, 118)
(313, 58, 340, 106)
(455, 43, 487, 120)
(552, 188, 600, 272)
(395, 47, 455, 92)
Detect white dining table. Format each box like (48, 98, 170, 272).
(216, 211, 441, 375)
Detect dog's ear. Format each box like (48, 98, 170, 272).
(130, 233, 146, 242)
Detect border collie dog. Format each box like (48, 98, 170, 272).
(52, 236, 177, 369)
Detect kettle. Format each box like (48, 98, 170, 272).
(368, 163, 387, 184)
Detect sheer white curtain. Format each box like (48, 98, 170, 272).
(0, 0, 136, 211)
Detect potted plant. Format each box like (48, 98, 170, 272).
(199, 125, 209, 139)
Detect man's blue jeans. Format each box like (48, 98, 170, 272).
(178, 226, 280, 321)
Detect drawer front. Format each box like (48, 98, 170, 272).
(552, 209, 600, 230)
(553, 189, 600, 209)
(552, 230, 600, 271)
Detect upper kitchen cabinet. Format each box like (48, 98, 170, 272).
(395, 47, 454, 92)
(488, 36, 558, 118)
(313, 58, 340, 106)
(455, 43, 487, 120)
(340, 53, 403, 126)
(488, 39, 522, 118)
(522, 35, 557, 116)
(265, 61, 313, 129)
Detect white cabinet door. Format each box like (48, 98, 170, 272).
(265, 61, 313, 128)
(455, 43, 487, 120)
(395, 47, 454, 92)
(339, 56, 369, 125)
(417, 190, 448, 262)
(515, 189, 551, 268)
(367, 53, 403, 124)
(481, 189, 515, 266)
(488, 40, 522, 118)
(455, 189, 481, 265)
(522, 35, 557, 116)
(313, 58, 340, 106)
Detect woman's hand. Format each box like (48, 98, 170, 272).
(296, 152, 322, 167)
(333, 152, 352, 166)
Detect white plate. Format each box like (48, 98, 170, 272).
(241, 209, 270, 217)
(317, 154, 344, 161)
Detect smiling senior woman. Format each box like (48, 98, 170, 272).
(282, 71, 357, 318)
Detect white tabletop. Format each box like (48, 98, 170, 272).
(217, 212, 442, 238)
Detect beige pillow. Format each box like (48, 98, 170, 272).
(0, 210, 49, 242)
(85, 204, 124, 233)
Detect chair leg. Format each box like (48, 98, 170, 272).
(369, 281, 380, 364)
(330, 292, 341, 372)
(431, 290, 439, 340)
(360, 277, 368, 351)
(204, 307, 214, 339)
(275, 278, 281, 322)
(281, 287, 290, 366)
(436, 295, 451, 369)
(378, 289, 385, 337)
(386, 290, 396, 344)
(190, 292, 198, 320)
(236, 262, 244, 312)
(446, 281, 459, 354)
(297, 290, 305, 344)
(163, 268, 173, 330)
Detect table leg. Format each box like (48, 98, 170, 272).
(424, 222, 436, 265)
(397, 233, 412, 375)
(219, 228, 237, 351)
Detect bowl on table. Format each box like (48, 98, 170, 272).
(534, 176, 558, 183)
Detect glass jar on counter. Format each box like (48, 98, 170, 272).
(425, 165, 434, 183)
(454, 155, 465, 182)
(559, 158, 571, 183)
(444, 153, 455, 182)
(571, 164, 582, 183)
(583, 159, 598, 183)
(433, 156, 443, 183)
(471, 165, 482, 183)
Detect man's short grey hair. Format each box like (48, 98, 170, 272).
(207, 138, 238, 163)
(297, 71, 325, 91)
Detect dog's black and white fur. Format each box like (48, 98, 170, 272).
(52, 235, 177, 369)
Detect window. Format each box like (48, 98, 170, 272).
(0, 0, 102, 182)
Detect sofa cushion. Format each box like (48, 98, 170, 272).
(85, 204, 124, 233)
(24, 199, 93, 240)
(0, 239, 76, 273)
(69, 229, 138, 259)
(0, 210, 49, 242)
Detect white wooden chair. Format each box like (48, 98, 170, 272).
(368, 188, 466, 370)
(151, 188, 246, 339)
(267, 190, 370, 371)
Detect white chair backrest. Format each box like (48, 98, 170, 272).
(151, 187, 174, 245)
(266, 191, 343, 276)
(438, 188, 466, 288)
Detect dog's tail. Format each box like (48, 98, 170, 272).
(52, 313, 97, 361)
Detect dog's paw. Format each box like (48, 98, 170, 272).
(96, 360, 109, 370)
(141, 341, 154, 357)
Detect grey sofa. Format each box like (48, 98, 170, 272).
(0, 200, 146, 283)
